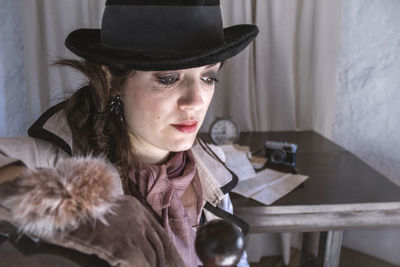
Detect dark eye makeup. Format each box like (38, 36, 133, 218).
(154, 71, 220, 88)
(201, 75, 219, 85)
(156, 74, 180, 87)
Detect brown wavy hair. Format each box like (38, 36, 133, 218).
(55, 59, 135, 192)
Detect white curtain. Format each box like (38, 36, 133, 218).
(0, 0, 28, 136)
(21, 0, 105, 126)
(203, 0, 341, 136)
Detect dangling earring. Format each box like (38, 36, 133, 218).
(108, 95, 124, 122)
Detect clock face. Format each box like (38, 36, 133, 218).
(210, 119, 239, 145)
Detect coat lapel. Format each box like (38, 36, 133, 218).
(28, 100, 73, 156)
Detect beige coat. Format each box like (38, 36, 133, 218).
(0, 103, 248, 266)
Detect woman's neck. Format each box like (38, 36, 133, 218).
(128, 133, 170, 165)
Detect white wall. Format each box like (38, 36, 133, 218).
(0, 0, 28, 137)
(332, 0, 400, 265)
(332, 0, 400, 186)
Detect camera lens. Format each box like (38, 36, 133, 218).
(270, 150, 285, 164)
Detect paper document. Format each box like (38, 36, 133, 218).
(231, 167, 309, 205)
(218, 144, 256, 181)
(250, 156, 268, 169)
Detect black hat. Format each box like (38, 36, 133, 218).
(65, 0, 259, 71)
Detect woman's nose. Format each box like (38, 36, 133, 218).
(178, 81, 203, 111)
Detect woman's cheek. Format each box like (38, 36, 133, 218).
(203, 88, 215, 110)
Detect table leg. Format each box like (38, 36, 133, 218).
(320, 230, 343, 267)
(280, 232, 291, 266)
(301, 232, 320, 267)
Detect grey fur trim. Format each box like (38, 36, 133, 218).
(1, 156, 123, 238)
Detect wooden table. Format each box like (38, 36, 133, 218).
(200, 131, 400, 267)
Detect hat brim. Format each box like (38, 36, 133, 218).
(65, 24, 258, 71)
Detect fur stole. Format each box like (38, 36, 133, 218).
(0, 156, 123, 238)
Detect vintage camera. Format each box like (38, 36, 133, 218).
(264, 141, 297, 167)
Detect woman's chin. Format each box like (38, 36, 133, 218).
(168, 135, 197, 152)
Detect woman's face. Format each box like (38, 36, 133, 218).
(121, 63, 221, 163)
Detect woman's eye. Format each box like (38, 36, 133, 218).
(201, 76, 220, 85)
(157, 76, 179, 87)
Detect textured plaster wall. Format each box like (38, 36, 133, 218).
(0, 0, 28, 137)
(332, 0, 400, 265)
(332, 0, 400, 186)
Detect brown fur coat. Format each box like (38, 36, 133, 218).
(0, 156, 185, 267)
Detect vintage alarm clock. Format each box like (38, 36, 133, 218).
(209, 117, 240, 145)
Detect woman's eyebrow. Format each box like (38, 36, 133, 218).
(153, 71, 180, 75)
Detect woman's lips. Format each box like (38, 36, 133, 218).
(171, 121, 198, 133)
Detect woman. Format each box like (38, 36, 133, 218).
(0, 0, 258, 266)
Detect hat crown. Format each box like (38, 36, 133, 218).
(101, 0, 224, 52)
(65, 0, 258, 70)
